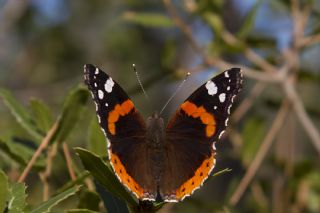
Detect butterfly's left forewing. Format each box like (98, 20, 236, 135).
(160, 68, 243, 202)
(84, 64, 157, 201)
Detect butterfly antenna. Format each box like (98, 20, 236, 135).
(159, 72, 191, 115)
(133, 64, 149, 99)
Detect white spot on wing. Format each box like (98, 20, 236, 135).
(105, 77, 115, 93)
(142, 197, 156, 202)
(218, 130, 225, 139)
(105, 102, 109, 107)
(95, 68, 99, 74)
(101, 128, 107, 136)
(205, 80, 217, 96)
(98, 90, 104, 99)
(214, 106, 217, 110)
(212, 142, 216, 150)
(231, 95, 236, 102)
(94, 102, 98, 111)
(225, 71, 229, 78)
(227, 86, 230, 91)
(228, 105, 232, 114)
(107, 148, 112, 160)
(219, 93, 226, 103)
(97, 115, 101, 123)
(225, 118, 229, 126)
(164, 198, 179, 203)
(94, 83, 97, 87)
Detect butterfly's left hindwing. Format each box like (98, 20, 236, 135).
(84, 64, 157, 200)
(160, 68, 243, 201)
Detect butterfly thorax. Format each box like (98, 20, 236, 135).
(146, 112, 165, 183)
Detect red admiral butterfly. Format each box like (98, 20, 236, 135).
(84, 64, 243, 202)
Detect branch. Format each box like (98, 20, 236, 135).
(18, 122, 58, 183)
(291, 0, 311, 49)
(162, 0, 206, 59)
(230, 100, 290, 205)
(298, 34, 320, 48)
(221, 31, 278, 73)
(283, 79, 320, 154)
(214, 60, 282, 82)
(232, 82, 266, 123)
(62, 143, 77, 181)
(39, 143, 58, 201)
(162, 0, 283, 83)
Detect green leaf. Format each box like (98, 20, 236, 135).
(74, 148, 137, 207)
(237, 0, 263, 39)
(0, 137, 45, 170)
(75, 149, 165, 212)
(305, 171, 320, 212)
(122, 12, 174, 28)
(203, 12, 224, 36)
(0, 170, 10, 213)
(241, 117, 267, 166)
(7, 183, 27, 213)
(245, 35, 277, 48)
(56, 171, 90, 195)
(51, 86, 89, 143)
(78, 189, 100, 211)
(161, 40, 177, 69)
(0, 88, 43, 141)
(29, 98, 53, 132)
(87, 117, 107, 157)
(67, 209, 99, 213)
(30, 186, 79, 213)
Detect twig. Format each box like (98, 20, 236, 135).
(162, 0, 207, 60)
(39, 173, 49, 201)
(221, 31, 278, 73)
(230, 100, 290, 205)
(232, 82, 266, 123)
(251, 182, 268, 208)
(298, 34, 320, 47)
(283, 79, 320, 154)
(215, 60, 282, 82)
(39, 143, 58, 201)
(162, 0, 282, 83)
(62, 143, 76, 181)
(18, 122, 58, 183)
(291, 0, 303, 49)
(291, 0, 311, 49)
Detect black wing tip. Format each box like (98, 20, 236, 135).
(84, 64, 96, 73)
(227, 67, 242, 75)
(223, 67, 243, 92)
(83, 64, 97, 86)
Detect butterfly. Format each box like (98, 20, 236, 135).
(84, 64, 243, 202)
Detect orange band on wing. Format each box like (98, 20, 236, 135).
(175, 153, 216, 200)
(180, 101, 216, 137)
(108, 100, 134, 135)
(109, 152, 144, 198)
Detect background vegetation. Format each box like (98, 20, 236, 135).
(0, 0, 320, 212)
